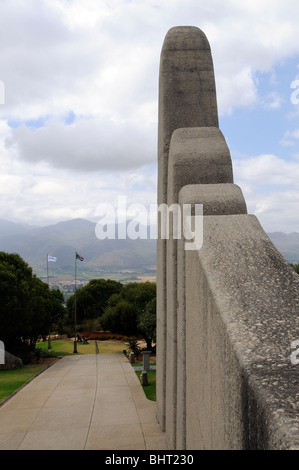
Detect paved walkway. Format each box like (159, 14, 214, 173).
(0, 353, 167, 450)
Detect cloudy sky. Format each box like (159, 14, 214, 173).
(1, 0, 299, 233)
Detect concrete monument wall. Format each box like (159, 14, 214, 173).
(156, 26, 299, 450)
(157, 26, 218, 434)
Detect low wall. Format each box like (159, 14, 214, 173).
(156, 25, 299, 450)
(184, 214, 299, 449)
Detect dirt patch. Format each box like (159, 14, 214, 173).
(31, 357, 61, 366)
(41, 357, 60, 365)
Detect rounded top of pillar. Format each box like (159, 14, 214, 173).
(162, 26, 211, 52)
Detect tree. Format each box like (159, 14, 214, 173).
(66, 278, 123, 330)
(101, 281, 156, 349)
(0, 252, 65, 360)
(49, 288, 65, 332)
(290, 262, 299, 274)
(45, 287, 66, 348)
(137, 297, 156, 349)
(101, 300, 139, 336)
(25, 276, 52, 350)
(0, 252, 33, 352)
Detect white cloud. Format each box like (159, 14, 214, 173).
(0, 156, 157, 226)
(0, 117, 157, 226)
(234, 154, 299, 186)
(245, 189, 299, 233)
(233, 152, 299, 232)
(261, 91, 283, 110)
(1, 0, 299, 230)
(2, 0, 299, 122)
(280, 129, 299, 147)
(6, 117, 157, 171)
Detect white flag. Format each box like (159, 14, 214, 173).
(48, 255, 57, 262)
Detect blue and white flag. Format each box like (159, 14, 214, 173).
(48, 255, 57, 262)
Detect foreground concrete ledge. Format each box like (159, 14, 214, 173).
(185, 213, 299, 449)
(179, 183, 247, 215)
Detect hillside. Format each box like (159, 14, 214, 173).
(0, 218, 35, 237)
(0, 218, 157, 280)
(1, 218, 299, 283)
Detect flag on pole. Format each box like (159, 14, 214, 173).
(76, 252, 84, 262)
(48, 255, 57, 262)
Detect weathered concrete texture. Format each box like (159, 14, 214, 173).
(168, 127, 233, 192)
(165, 127, 234, 449)
(175, 184, 247, 449)
(179, 183, 247, 216)
(185, 214, 299, 449)
(158, 26, 219, 175)
(158, 27, 219, 207)
(157, 24, 299, 451)
(156, 25, 218, 432)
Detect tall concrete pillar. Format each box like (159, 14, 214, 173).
(156, 26, 219, 440)
(167, 128, 233, 449)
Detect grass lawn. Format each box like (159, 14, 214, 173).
(135, 369, 156, 401)
(0, 364, 47, 403)
(36, 339, 129, 356)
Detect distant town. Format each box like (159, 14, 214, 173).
(43, 269, 156, 302)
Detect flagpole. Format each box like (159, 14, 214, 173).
(46, 254, 52, 350)
(73, 252, 78, 354)
(47, 254, 49, 286)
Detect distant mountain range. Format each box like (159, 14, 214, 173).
(0, 218, 157, 278)
(0, 218, 299, 280)
(265, 232, 299, 264)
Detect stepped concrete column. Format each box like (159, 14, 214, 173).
(156, 26, 219, 439)
(167, 128, 234, 449)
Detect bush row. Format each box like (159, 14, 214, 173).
(80, 331, 141, 341)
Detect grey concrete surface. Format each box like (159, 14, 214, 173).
(185, 214, 299, 449)
(0, 353, 166, 450)
(179, 183, 247, 216)
(156, 25, 299, 450)
(157, 25, 219, 434)
(174, 184, 247, 449)
(165, 127, 234, 448)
